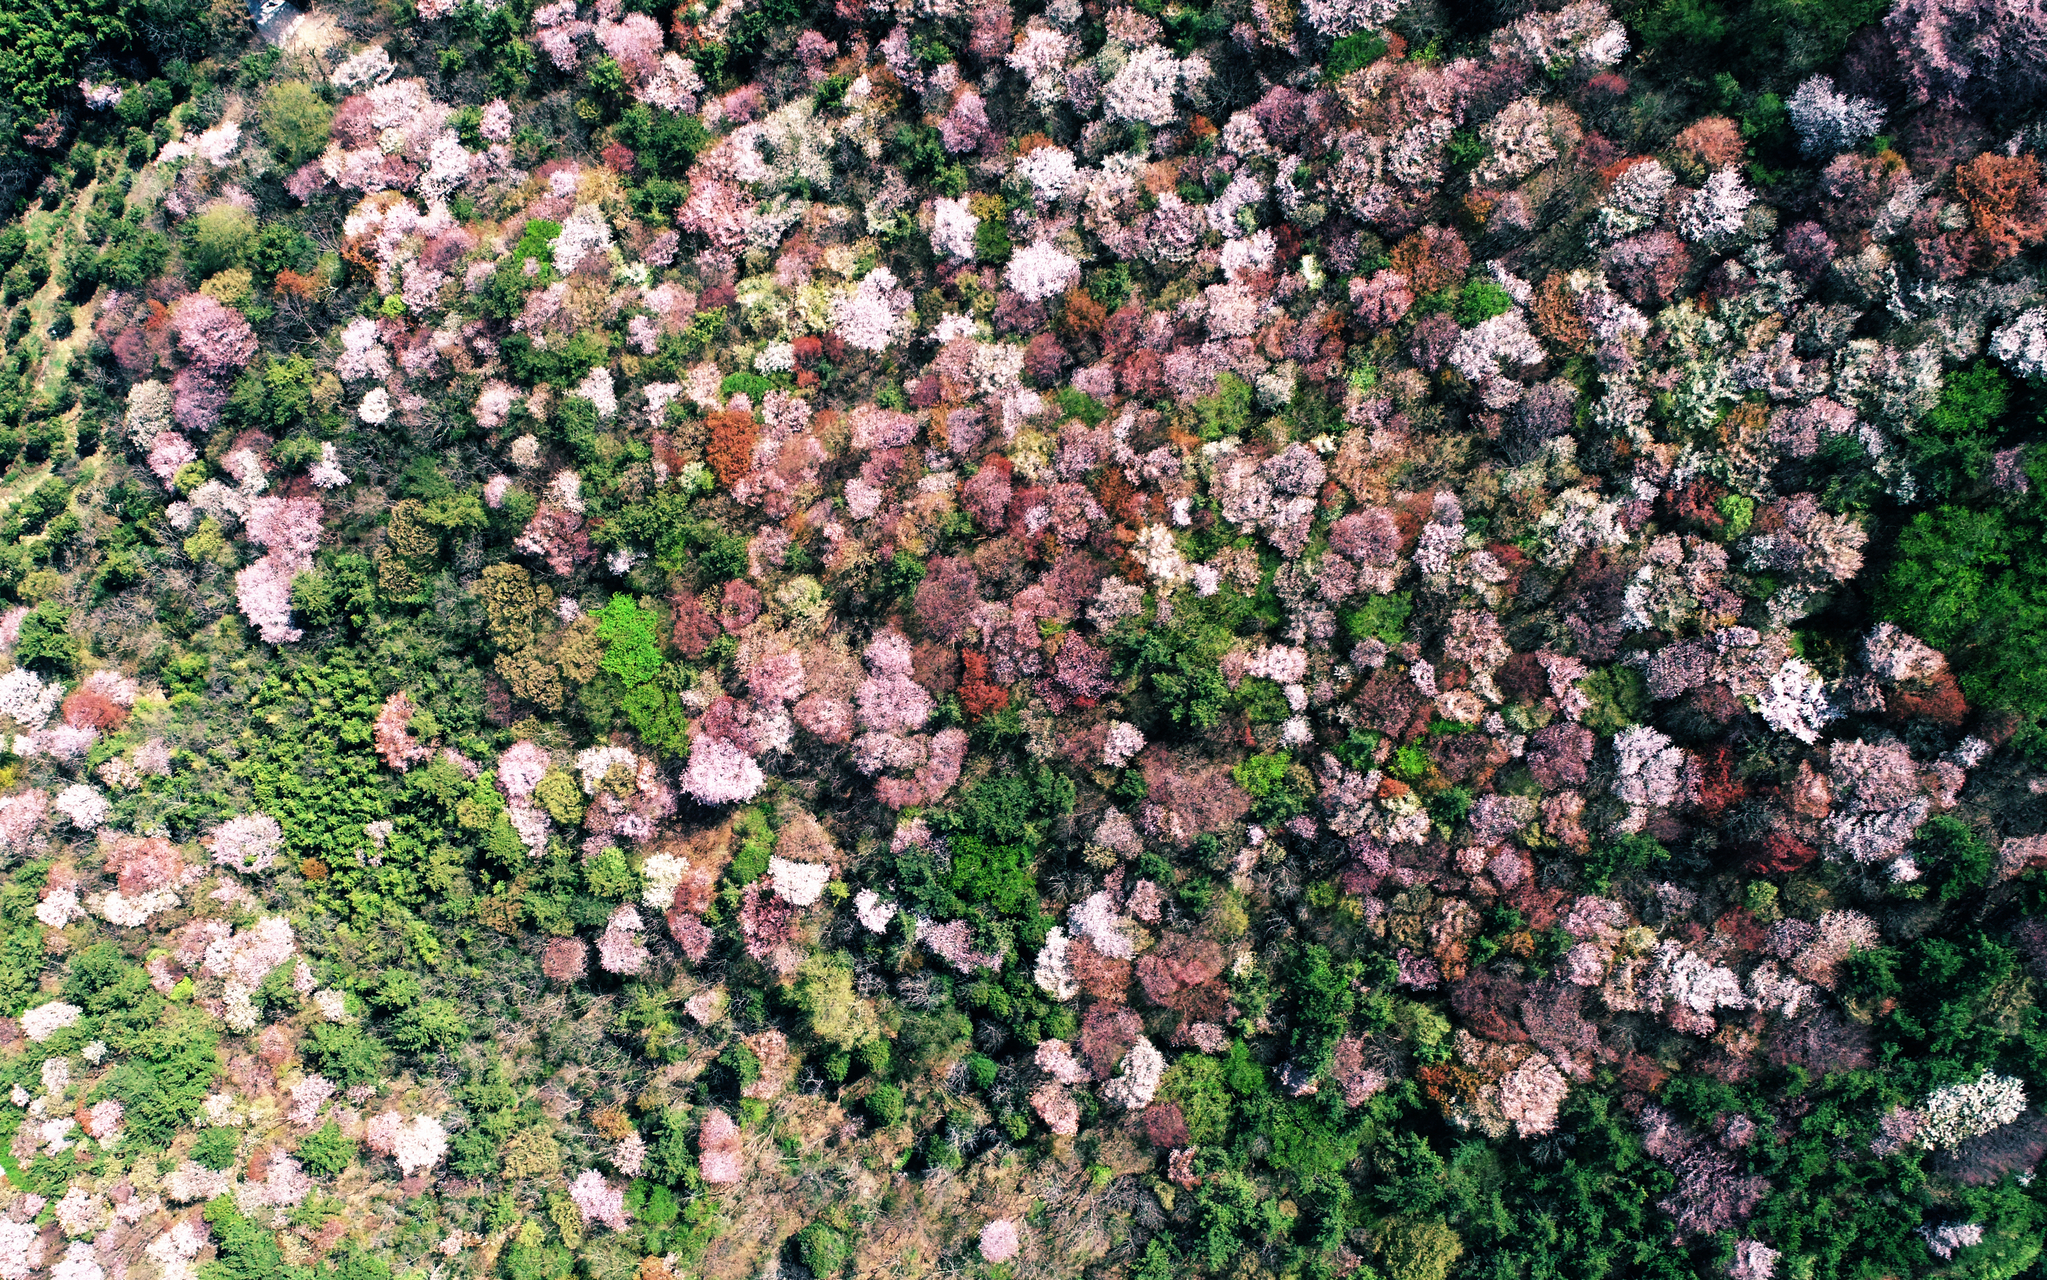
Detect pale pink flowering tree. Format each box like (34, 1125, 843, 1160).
(1728, 1241, 1781, 1280)
(287, 1075, 336, 1127)
(612, 1132, 646, 1176)
(0, 789, 48, 856)
(677, 179, 753, 249)
(174, 369, 227, 433)
(308, 444, 351, 489)
(134, 739, 173, 776)
(1031, 1083, 1080, 1135)
(1637, 1105, 1770, 1240)
(148, 431, 198, 486)
(1103, 45, 1184, 126)
(515, 501, 592, 575)
(479, 99, 514, 142)
(1886, 0, 2047, 110)
(21, 1000, 81, 1041)
(833, 267, 915, 351)
(594, 12, 665, 81)
(932, 197, 979, 260)
(201, 915, 299, 988)
(637, 53, 704, 111)
(567, 1170, 630, 1231)
(940, 91, 990, 153)
(918, 918, 1005, 973)
(682, 735, 765, 805)
(474, 380, 519, 430)
(52, 786, 108, 831)
(698, 1109, 744, 1183)
(1497, 1054, 1570, 1137)
(236, 496, 323, 643)
(1490, 1, 1630, 73)
(533, 0, 594, 70)
(392, 1116, 449, 1177)
(856, 630, 931, 734)
(979, 1220, 1021, 1264)
(1302, 0, 1404, 37)
(1675, 168, 1756, 243)
(1006, 240, 1082, 301)
(596, 904, 651, 974)
(373, 692, 434, 771)
(338, 318, 391, 382)
(0, 1217, 41, 1278)
(745, 650, 806, 705)
(496, 741, 551, 799)
(81, 1100, 121, 1141)
(207, 813, 284, 874)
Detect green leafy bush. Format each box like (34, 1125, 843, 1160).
(259, 81, 333, 166)
(864, 1083, 904, 1126)
(296, 1120, 356, 1177)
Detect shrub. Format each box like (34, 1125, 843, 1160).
(864, 1083, 905, 1126)
(305, 1022, 387, 1086)
(1882, 506, 2047, 716)
(1375, 1216, 1464, 1280)
(945, 836, 1037, 916)
(1193, 374, 1255, 440)
(190, 1126, 240, 1170)
(584, 845, 639, 900)
(1327, 30, 1389, 76)
(1341, 593, 1413, 648)
(796, 1223, 851, 1276)
(1583, 832, 1669, 892)
(260, 82, 333, 166)
(1579, 666, 1649, 735)
(16, 600, 75, 674)
(1454, 278, 1515, 326)
(1159, 1054, 1232, 1144)
(1914, 815, 1997, 902)
(297, 1119, 356, 1177)
(389, 997, 466, 1053)
(190, 203, 257, 276)
(1910, 361, 2013, 500)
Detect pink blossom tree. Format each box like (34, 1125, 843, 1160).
(170, 295, 258, 374)
(698, 1109, 744, 1183)
(567, 1170, 630, 1232)
(373, 692, 434, 771)
(682, 735, 765, 805)
(236, 497, 323, 643)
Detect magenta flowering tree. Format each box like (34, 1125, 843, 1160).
(1351, 270, 1415, 329)
(914, 557, 982, 645)
(939, 91, 990, 153)
(170, 295, 258, 374)
(1887, 0, 2047, 109)
(172, 366, 229, 434)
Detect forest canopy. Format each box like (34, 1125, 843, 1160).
(0, 0, 2043, 1277)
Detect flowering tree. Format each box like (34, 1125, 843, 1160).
(567, 1170, 630, 1231)
(698, 1109, 744, 1183)
(1006, 240, 1082, 302)
(207, 813, 284, 874)
(1786, 76, 1884, 158)
(170, 295, 258, 373)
